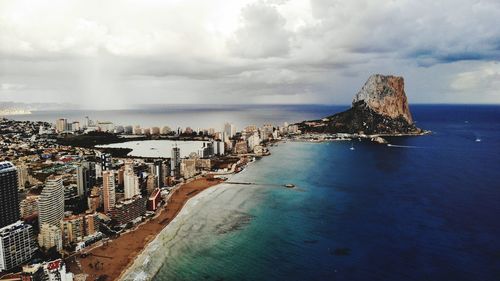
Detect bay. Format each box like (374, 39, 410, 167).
(122, 105, 500, 281)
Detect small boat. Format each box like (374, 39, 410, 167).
(350, 143, 355, 151)
(284, 184, 295, 188)
(475, 138, 481, 142)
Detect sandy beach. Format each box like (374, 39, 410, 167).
(66, 177, 224, 281)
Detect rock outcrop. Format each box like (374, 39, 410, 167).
(353, 75, 413, 124)
(298, 74, 423, 135)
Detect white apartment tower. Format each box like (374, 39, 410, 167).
(224, 122, 236, 139)
(38, 177, 64, 229)
(103, 171, 116, 213)
(123, 162, 139, 199)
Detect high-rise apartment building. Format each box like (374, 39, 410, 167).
(0, 222, 36, 272)
(38, 177, 64, 229)
(71, 121, 80, 132)
(61, 216, 85, 246)
(17, 163, 29, 191)
(161, 162, 170, 186)
(109, 196, 147, 225)
(100, 153, 112, 171)
(102, 171, 116, 213)
(123, 162, 139, 199)
(0, 162, 36, 272)
(76, 162, 94, 198)
(154, 160, 164, 188)
(55, 118, 68, 133)
(213, 140, 225, 156)
(224, 122, 236, 139)
(0, 161, 20, 228)
(171, 146, 181, 178)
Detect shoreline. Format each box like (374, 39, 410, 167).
(62, 131, 427, 280)
(67, 176, 225, 281)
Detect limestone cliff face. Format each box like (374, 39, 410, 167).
(298, 74, 422, 135)
(353, 74, 413, 124)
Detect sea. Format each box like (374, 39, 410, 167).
(11, 105, 500, 281)
(8, 104, 348, 130)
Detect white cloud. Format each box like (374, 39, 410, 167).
(0, 0, 499, 107)
(0, 83, 25, 91)
(450, 62, 500, 97)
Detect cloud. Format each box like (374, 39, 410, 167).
(450, 62, 500, 94)
(0, 0, 499, 107)
(227, 2, 290, 58)
(0, 83, 25, 91)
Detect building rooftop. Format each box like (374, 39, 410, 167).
(0, 161, 15, 172)
(0, 221, 28, 236)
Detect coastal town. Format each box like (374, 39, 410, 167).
(0, 116, 302, 281)
(0, 75, 428, 281)
(2, 0, 494, 279)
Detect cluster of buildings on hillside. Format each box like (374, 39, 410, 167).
(0, 162, 73, 281)
(0, 117, 302, 279)
(50, 116, 301, 141)
(53, 117, 175, 135)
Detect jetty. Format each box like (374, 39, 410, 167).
(225, 181, 295, 188)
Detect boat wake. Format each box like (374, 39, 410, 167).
(386, 144, 421, 149)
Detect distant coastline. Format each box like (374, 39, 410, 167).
(0, 109, 32, 116)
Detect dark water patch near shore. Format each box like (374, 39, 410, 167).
(214, 212, 254, 235)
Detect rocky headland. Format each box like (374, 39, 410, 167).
(298, 74, 426, 136)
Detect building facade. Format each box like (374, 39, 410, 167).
(109, 196, 147, 225)
(38, 177, 64, 229)
(0, 161, 20, 228)
(0, 222, 36, 272)
(154, 160, 164, 189)
(55, 118, 68, 133)
(61, 216, 85, 247)
(102, 171, 116, 213)
(20, 196, 39, 219)
(180, 159, 196, 179)
(76, 162, 94, 198)
(123, 161, 139, 199)
(171, 146, 181, 178)
(38, 223, 62, 252)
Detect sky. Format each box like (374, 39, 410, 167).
(0, 0, 499, 109)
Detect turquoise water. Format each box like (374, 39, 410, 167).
(152, 143, 332, 281)
(122, 105, 500, 281)
(149, 106, 500, 281)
